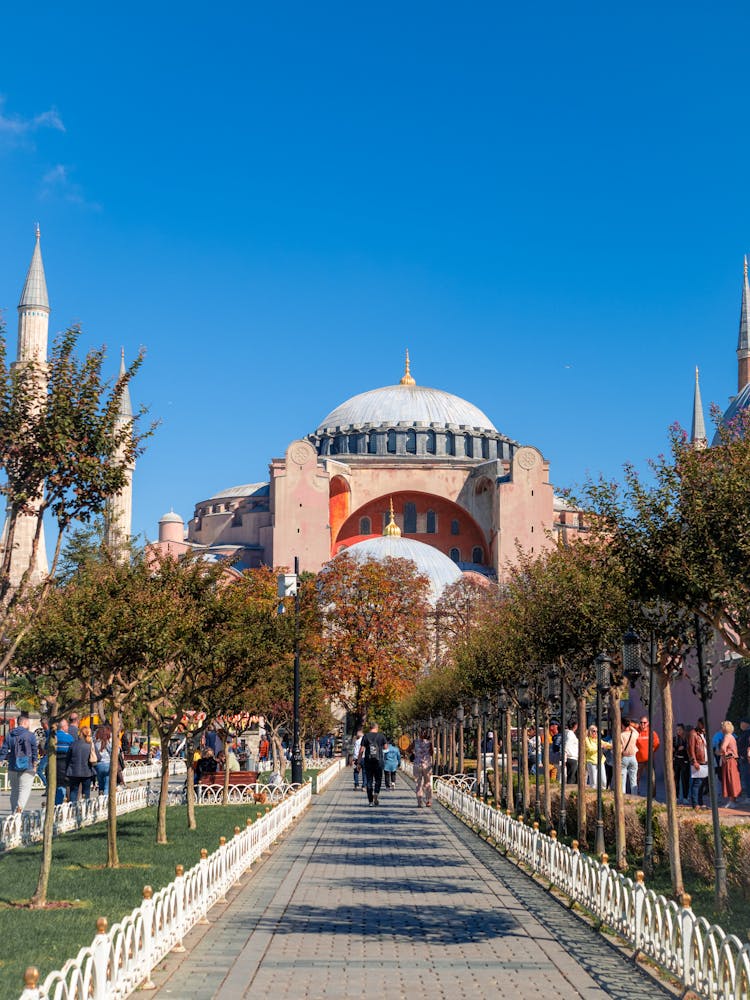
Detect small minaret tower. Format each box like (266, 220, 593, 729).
(104, 349, 134, 561)
(737, 255, 750, 393)
(691, 366, 708, 450)
(1, 227, 50, 588)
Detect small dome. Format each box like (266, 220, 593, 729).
(159, 510, 184, 524)
(317, 383, 497, 434)
(338, 535, 463, 604)
(713, 384, 750, 445)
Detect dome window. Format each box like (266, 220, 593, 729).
(359, 516, 371, 535)
(464, 434, 473, 457)
(404, 502, 417, 533)
(367, 433, 377, 455)
(387, 430, 397, 454)
(451, 519, 460, 536)
(449, 547, 460, 563)
(426, 509, 436, 534)
(426, 430, 436, 454)
(446, 432, 455, 456)
(481, 437, 489, 459)
(472, 546, 483, 565)
(405, 429, 416, 454)
(348, 433, 359, 453)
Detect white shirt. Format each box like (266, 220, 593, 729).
(352, 736, 362, 760)
(563, 729, 579, 761)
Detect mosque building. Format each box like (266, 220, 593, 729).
(156, 351, 586, 595)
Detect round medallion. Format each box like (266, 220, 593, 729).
(516, 448, 538, 471)
(288, 441, 315, 467)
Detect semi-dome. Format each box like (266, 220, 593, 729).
(338, 527, 463, 605)
(712, 383, 750, 445)
(318, 383, 496, 433)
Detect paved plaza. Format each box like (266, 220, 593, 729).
(150, 773, 674, 1000)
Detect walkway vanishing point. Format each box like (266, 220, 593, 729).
(149, 773, 674, 1000)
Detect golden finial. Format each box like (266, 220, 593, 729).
(399, 349, 416, 386)
(383, 498, 401, 537)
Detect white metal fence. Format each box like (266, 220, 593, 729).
(435, 776, 750, 1000)
(0, 758, 186, 792)
(195, 757, 346, 803)
(18, 782, 312, 1000)
(314, 756, 345, 793)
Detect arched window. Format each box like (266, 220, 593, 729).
(330, 436, 341, 455)
(367, 433, 377, 455)
(405, 429, 416, 454)
(360, 516, 371, 535)
(348, 433, 359, 454)
(445, 432, 455, 456)
(451, 519, 460, 536)
(449, 547, 460, 563)
(472, 546, 483, 564)
(404, 502, 417, 533)
(426, 430, 436, 455)
(426, 509, 436, 534)
(481, 437, 489, 459)
(464, 434, 473, 457)
(387, 430, 397, 454)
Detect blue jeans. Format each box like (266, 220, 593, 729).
(689, 775, 706, 807)
(621, 755, 638, 793)
(95, 763, 110, 794)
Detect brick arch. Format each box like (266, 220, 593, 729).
(333, 490, 488, 564)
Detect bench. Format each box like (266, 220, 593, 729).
(197, 770, 259, 786)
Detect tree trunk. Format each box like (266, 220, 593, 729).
(107, 707, 121, 868)
(659, 674, 684, 896)
(542, 708, 551, 828)
(609, 686, 626, 869)
(505, 711, 513, 808)
(222, 750, 230, 806)
(30, 722, 58, 907)
(521, 723, 529, 815)
(156, 732, 171, 845)
(493, 732, 500, 807)
(186, 738, 197, 830)
(577, 695, 587, 846)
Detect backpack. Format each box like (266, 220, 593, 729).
(12, 731, 30, 772)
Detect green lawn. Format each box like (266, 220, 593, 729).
(0, 804, 265, 997)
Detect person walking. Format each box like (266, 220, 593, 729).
(563, 720, 579, 785)
(672, 723, 691, 804)
(620, 717, 639, 794)
(360, 722, 386, 805)
(0, 712, 38, 813)
(65, 725, 98, 803)
(94, 726, 112, 794)
(54, 718, 75, 805)
(584, 724, 611, 788)
(413, 730, 434, 807)
(737, 719, 750, 802)
(636, 716, 660, 794)
(719, 720, 742, 808)
(687, 717, 709, 809)
(352, 729, 364, 790)
(383, 740, 401, 788)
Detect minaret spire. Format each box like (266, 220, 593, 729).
(691, 366, 708, 450)
(737, 255, 750, 392)
(105, 349, 135, 561)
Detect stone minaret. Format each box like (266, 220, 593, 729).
(104, 349, 134, 560)
(1, 228, 50, 588)
(691, 366, 708, 450)
(737, 255, 750, 393)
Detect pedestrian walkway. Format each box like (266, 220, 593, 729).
(149, 774, 674, 1000)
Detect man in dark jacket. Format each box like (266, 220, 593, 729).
(54, 719, 75, 804)
(0, 712, 38, 812)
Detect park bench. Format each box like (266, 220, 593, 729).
(197, 770, 259, 786)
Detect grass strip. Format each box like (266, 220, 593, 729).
(0, 803, 265, 997)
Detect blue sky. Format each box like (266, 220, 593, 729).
(1, 3, 749, 545)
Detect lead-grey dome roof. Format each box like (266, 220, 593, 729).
(338, 535, 463, 604)
(317, 384, 497, 433)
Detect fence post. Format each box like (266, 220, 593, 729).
(198, 849, 210, 924)
(19, 967, 40, 1000)
(679, 892, 695, 989)
(597, 854, 609, 925)
(92, 917, 110, 1000)
(173, 865, 187, 952)
(140, 885, 157, 990)
(633, 870, 646, 952)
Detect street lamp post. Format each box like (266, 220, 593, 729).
(533, 693, 541, 822)
(497, 688, 509, 809)
(516, 681, 530, 815)
(481, 698, 490, 799)
(456, 703, 465, 774)
(146, 683, 152, 763)
(472, 699, 481, 797)
(595, 653, 612, 857)
(559, 670, 567, 836)
(623, 627, 656, 874)
(277, 560, 304, 786)
(546, 667, 560, 831)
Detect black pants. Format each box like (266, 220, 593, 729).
(364, 761, 383, 801)
(384, 769, 396, 788)
(566, 759, 578, 784)
(674, 760, 690, 800)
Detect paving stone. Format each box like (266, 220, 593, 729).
(149, 775, 675, 999)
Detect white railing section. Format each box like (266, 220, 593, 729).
(196, 782, 304, 805)
(0, 758, 186, 791)
(18, 783, 312, 1000)
(0, 786, 151, 852)
(435, 776, 750, 1000)
(314, 757, 345, 793)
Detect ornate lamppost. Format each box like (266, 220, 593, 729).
(497, 687, 509, 808)
(623, 627, 656, 874)
(594, 653, 613, 856)
(456, 703, 465, 774)
(516, 681, 530, 814)
(546, 666, 561, 829)
(277, 560, 304, 786)
(471, 698, 481, 797)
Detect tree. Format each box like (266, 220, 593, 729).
(316, 554, 431, 728)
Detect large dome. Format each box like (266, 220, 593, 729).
(317, 383, 497, 433)
(338, 534, 463, 604)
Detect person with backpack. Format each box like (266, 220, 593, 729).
(359, 721, 386, 806)
(0, 712, 38, 813)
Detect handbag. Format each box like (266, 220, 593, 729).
(88, 742, 98, 766)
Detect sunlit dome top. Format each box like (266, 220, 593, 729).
(316, 353, 496, 433)
(338, 534, 463, 604)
